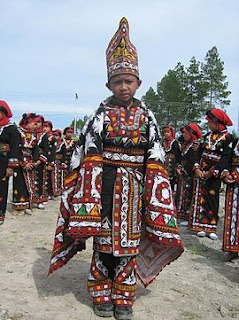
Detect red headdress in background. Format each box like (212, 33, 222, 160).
(206, 109, 232, 132)
(0, 100, 13, 126)
(19, 113, 37, 130)
(181, 123, 202, 141)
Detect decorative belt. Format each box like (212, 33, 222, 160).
(22, 148, 33, 157)
(202, 151, 221, 162)
(0, 143, 10, 153)
(56, 154, 63, 160)
(103, 146, 145, 168)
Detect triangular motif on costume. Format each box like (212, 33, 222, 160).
(140, 124, 147, 133)
(77, 204, 87, 215)
(122, 271, 137, 285)
(102, 216, 112, 230)
(163, 214, 172, 225)
(168, 217, 176, 228)
(85, 203, 95, 213)
(91, 205, 100, 216)
(115, 136, 122, 143)
(132, 137, 139, 145)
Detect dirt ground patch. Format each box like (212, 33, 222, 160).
(0, 192, 239, 320)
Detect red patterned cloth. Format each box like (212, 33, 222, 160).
(48, 97, 184, 287)
(223, 139, 239, 253)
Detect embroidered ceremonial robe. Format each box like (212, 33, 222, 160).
(62, 138, 77, 171)
(34, 132, 49, 204)
(0, 124, 21, 222)
(52, 140, 66, 197)
(176, 142, 197, 221)
(12, 128, 38, 210)
(223, 138, 239, 253)
(188, 130, 233, 233)
(49, 96, 184, 287)
(46, 133, 56, 199)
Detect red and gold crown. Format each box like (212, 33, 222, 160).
(106, 17, 139, 80)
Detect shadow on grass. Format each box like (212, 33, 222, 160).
(180, 217, 239, 284)
(32, 247, 92, 307)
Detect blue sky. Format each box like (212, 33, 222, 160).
(1, 0, 239, 132)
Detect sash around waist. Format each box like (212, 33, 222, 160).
(102, 146, 145, 168)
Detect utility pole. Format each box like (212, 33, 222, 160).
(74, 93, 78, 135)
(237, 105, 239, 137)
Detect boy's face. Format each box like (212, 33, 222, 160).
(54, 134, 60, 141)
(183, 131, 191, 142)
(43, 125, 51, 133)
(35, 121, 42, 130)
(163, 128, 172, 139)
(208, 122, 218, 132)
(66, 132, 73, 139)
(26, 122, 37, 131)
(106, 74, 141, 106)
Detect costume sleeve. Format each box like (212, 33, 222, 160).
(66, 107, 105, 238)
(8, 125, 21, 169)
(32, 143, 40, 162)
(48, 107, 105, 276)
(182, 147, 197, 176)
(48, 137, 57, 164)
(144, 109, 182, 247)
(137, 109, 184, 287)
(210, 134, 233, 178)
(174, 140, 181, 165)
(38, 134, 49, 163)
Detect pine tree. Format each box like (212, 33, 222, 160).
(185, 57, 209, 121)
(202, 46, 231, 109)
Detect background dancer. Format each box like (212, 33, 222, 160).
(0, 100, 21, 224)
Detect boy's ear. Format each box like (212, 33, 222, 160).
(137, 79, 142, 88)
(105, 82, 110, 90)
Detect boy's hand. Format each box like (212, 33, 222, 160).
(6, 168, 14, 177)
(25, 162, 34, 170)
(194, 168, 203, 179)
(224, 175, 235, 184)
(203, 170, 213, 180)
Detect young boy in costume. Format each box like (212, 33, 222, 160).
(0, 100, 21, 224)
(188, 109, 233, 240)
(175, 123, 201, 226)
(12, 113, 39, 215)
(48, 18, 183, 320)
(162, 125, 181, 192)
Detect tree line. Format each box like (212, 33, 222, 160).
(142, 46, 231, 130)
(72, 46, 231, 132)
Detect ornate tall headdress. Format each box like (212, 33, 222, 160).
(106, 17, 139, 80)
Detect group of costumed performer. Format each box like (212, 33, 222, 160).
(48, 17, 184, 320)
(162, 109, 239, 262)
(0, 105, 76, 221)
(175, 123, 202, 224)
(188, 109, 233, 240)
